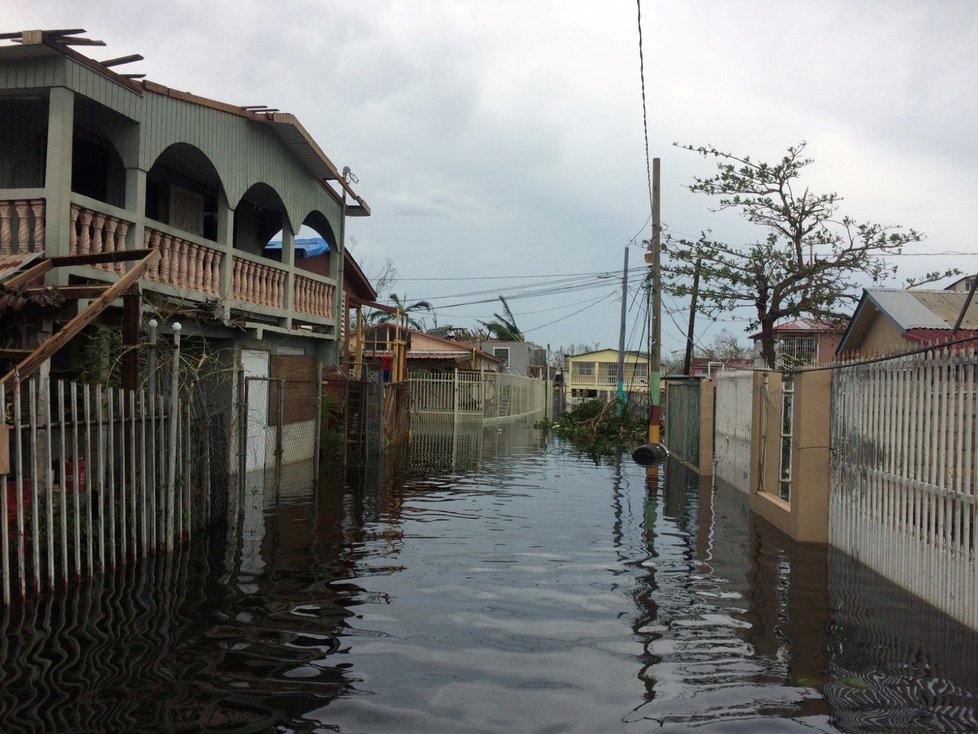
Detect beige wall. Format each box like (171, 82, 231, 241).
(748, 369, 831, 543)
(851, 312, 908, 356)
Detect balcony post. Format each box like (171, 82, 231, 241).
(217, 193, 234, 319)
(44, 87, 75, 282)
(124, 166, 146, 264)
(281, 226, 295, 328)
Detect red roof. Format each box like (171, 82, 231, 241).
(749, 317, 846, 340)
(903, 328, 978, 345)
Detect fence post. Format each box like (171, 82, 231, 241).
(275, 378, 285, 499)
(147, 319, 158, 551)
(314, 363, 323, 486)
(1, 383, 8, 605)
(166, 322, 182, 552)
(453, 369, 460, 418)
(235, 367, 247, 533)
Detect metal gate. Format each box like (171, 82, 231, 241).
(665, 379, 701, 468)
(714, 370, 753, 493)
(830, 348, 978, 630)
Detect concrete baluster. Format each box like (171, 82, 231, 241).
(159, 235, 172, 283)
(15, 201, 29, 254)
(187, 242, 204, 291)
(146, 230, 161, 279)
(202, 250, 215, 293)
(92, 213, 106, 256)
(115, 221, 129, 273)
(103, 217, 118, 271)
(31, 199, 45, 254)
(70, 205, 80, 256)
(0, 201, 11, 255)
(79, 209, 93, 255)
(175, 239, 188, 288)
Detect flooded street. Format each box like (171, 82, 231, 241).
(2, 420, 978, 733)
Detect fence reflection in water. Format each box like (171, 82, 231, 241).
(0, 365, 222, 606)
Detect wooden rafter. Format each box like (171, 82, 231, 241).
(0, 249, 160, 386)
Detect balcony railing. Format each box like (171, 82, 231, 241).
(70, 202, 132, 274)
(144, 226, 222, 296)
(232, 255, 286, 309)
(293, 273, 334, 319)
(0, 198, 45, 256)
(10, 195, 338, 329)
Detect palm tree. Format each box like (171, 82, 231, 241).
(369, 293, 434, 330)
(478, 295, 524, 341)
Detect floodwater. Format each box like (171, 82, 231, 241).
(2, 419, 978, 733)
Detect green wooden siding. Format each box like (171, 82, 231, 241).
(0, 53, 344, 238)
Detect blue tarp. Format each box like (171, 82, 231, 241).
(264, 237, 330, 257)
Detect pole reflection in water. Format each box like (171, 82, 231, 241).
(1, 428, 977, 732)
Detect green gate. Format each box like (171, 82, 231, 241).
(665, 379, 701, 467)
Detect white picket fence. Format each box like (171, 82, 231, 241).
(410, 370, 547, 422)
(830, 348, 977, 629)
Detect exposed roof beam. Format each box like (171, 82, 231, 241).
(100, 53, 143, 67)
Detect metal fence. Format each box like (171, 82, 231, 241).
(664, 379, 701, 468)
(713, 370, 753, 493)
(830, 348, 978, 630)
(0, 349, 210, 605)
(235, 373, 322, 506)
(410, 370, 547, 422)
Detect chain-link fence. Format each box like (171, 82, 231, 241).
(664, 379, 701, 468)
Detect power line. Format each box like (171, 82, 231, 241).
(635, 0, 655, 235)
(523, 291, 619, 334)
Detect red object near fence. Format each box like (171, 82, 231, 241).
(5, 478, 31, 521)
(54, 459, 87, 494)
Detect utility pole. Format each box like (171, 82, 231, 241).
(616, 246, 629, 414)
(646, 157, 661, 446)
(682, 258, 702, 376)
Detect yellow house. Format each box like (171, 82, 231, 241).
(562, 349, 649, 408)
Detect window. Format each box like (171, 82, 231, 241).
(493, 347, 510, 367)
(777, 334, 817, 367)
(572, 361, 594, 377)
(633, 363, 649, 379)
(600, 362, 618, 385)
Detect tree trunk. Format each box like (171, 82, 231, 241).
(760, 324, 777, 369)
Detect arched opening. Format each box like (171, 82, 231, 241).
(71, 97, 130, 208)
(285, 210, 338, 278)
(146, 143, 224, 241)
(234, 182, 288, 258)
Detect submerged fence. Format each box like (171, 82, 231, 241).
(410, 370, 547, 422)
(0, 329, 222, 606)
(830, 348, 978, 630)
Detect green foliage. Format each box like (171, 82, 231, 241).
(369, 293, 434, 330)
(478, 295, 524, 342)
(542, 398, 647, 458)
(664, 142, 939, 368)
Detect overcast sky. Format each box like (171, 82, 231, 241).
(4, 1, 977, 357)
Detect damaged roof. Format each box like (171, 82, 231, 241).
(0, 28, 369, 216)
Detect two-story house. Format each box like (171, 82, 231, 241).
(561, 348, 649, 409)
(0, 29, 369, 380)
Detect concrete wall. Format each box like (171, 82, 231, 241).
(748, 369, 831, 543)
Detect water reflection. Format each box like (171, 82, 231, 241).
(1, 430, 977, 732)
(629, 457, 978, 732)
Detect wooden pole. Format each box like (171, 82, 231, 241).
(647, 158, 662, 445)
(616, 246, 629, 413)
(683, 258, 702, 376)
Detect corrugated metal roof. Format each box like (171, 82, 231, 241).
(865, 289, 950, 330)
